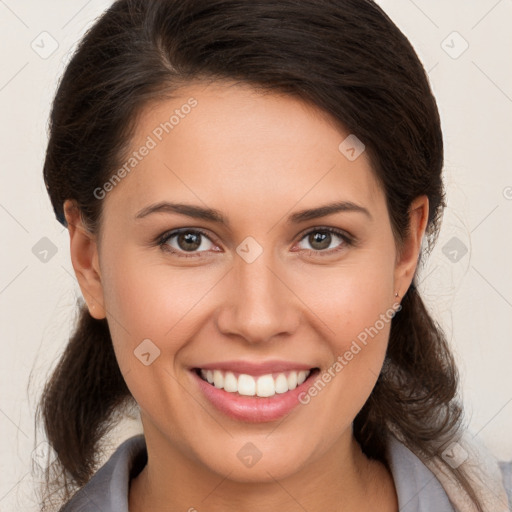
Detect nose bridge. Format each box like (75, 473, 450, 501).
(217, 242, 299, 343)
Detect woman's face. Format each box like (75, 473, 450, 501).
(70, 81, 425, 482)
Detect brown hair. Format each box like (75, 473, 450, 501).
(39, 0, 482, 509)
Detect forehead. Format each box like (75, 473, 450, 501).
(102, 81, 384, 223)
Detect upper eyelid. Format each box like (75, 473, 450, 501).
(159, 227, 218, 246)
(159, 226, 352, 251)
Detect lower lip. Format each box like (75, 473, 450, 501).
(192, 369, 319, 423)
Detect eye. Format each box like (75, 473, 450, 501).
(158, 228, 219, 258)
(157, 226, 354, 259)
(295, 227, 353, 256)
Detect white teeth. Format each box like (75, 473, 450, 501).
(297, 370, 308, 385)
(287, 371, 298, 390)
(256, 374, 276, 397)
(238, 374, 256, 396)
(213, 369, 224, 389)
(199, 369, 312, 397)
(223, 371, 238, 392)
(274, 374, 288, 394)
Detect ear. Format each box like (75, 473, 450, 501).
(393, 195, 429, 298)
(63, 200, 106, 320)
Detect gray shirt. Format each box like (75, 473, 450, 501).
(59, 434, 506, 511)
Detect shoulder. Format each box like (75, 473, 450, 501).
(387, 431, 512, 512)
(386, 434, 456, 511)
(59, 435, 147, 512)
(455, 434, 512, 511)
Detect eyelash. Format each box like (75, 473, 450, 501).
(157, 227, 355, 259)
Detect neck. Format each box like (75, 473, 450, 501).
(129, 426, 398, 512)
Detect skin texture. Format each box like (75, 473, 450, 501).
(64, 81, 428, 511)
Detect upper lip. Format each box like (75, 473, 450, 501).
(193, 360, 316, 376)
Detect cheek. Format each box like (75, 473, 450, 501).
(291, 256, 396, 429)
(102, 250, 215, 338)
(295, 252, 395, 339)
(100, 252, 224, 391)
(99, 257, 185, 421)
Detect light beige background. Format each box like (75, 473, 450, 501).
(1, 0, 511, 509)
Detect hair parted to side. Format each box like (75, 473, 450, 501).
(39, 0, 483, 510)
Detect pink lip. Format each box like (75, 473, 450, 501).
(191, 367, 319, 423)
(195, 359, 314, 376)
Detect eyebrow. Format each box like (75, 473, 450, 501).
(134, 200, 372, 226)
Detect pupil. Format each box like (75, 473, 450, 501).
(178, 232, 201, 251)
(310, 231, 330, 250)
(176, 231, 332, 252)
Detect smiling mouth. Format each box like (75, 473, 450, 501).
(194, 367, 319, 398)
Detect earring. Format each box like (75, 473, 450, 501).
(394, 291, 400, 298)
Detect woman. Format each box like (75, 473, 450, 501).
(39, 0, 511, 510)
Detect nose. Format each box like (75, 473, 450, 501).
(215, 247, 301, 345)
